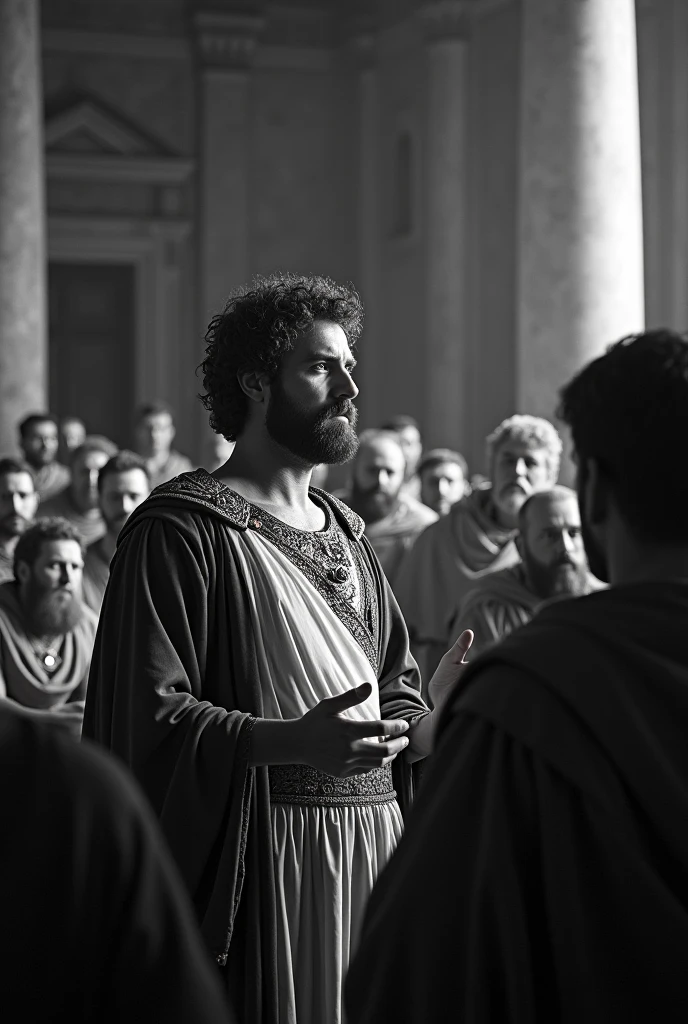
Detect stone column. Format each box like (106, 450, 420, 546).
(421, 2, 472, 451)
(517, 0, 645, 419)
(0, 0, 47, 453)
(352, 32, 380, 428)
(193, 10, 263, 454)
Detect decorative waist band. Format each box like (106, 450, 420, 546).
(268, 763, 396, 807)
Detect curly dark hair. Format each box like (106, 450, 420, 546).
(557, 328, 688, 543)
(198, 273, 364, 440)
(14, 517, 84, 574)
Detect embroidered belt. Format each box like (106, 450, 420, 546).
(268, 763, 396, 807)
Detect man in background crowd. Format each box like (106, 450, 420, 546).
(0, 458, 39, 584)
(18, 413, 70, 502)
(1, 700, 235, 1023)
(0, 518, 97, 738)
(344, 429, 437, 586)
(382, 414, 423, 501)
(134, 401, 193, 489)
(82, 452, 151, 615)
(456, 486, 595, 656)
(395, 414, 561, 684)
(418, 448, 469, 516)
(58, 415, 86, 466)
(40, 436, 118, 547)
(347, 328, 688, 1024)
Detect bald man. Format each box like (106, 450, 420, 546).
(455, 487, 599, 657)
(343, 430, 437, 586)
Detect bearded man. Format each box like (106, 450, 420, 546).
(343, 429, 437, 586)
(0, 518, 98, 738)
(417, 448, 468, 517)
(40, 436, 118, 546)
(84, 273, 468, 1024)
(82, 451, 151, 615)
(0, 458, 40, 584)
(18, 413, 70, 502)
(347, 329, 688, 1024)
(395, 414, 562, 684)
(456, 486, 597, 656)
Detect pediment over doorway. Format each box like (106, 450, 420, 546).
(45, 99, 163, 157)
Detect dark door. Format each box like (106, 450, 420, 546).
(48, 262, 135, 448)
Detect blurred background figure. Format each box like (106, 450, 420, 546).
(58, 415, 86, 466)
(0, 701, 236, 1023)
(134, 401, 193, 489)
(418, 448, 469, 516)
(18, 413, 70, 502)
(82, 452, 151, 615)
(395, 415, 562, 684)
(456, 486, 597, 657)
(343, 429, 437, 586)
(0, 458, 40, 584)
(204, 433, 236, 474)
(381, 415, 423, 502)
(40, 436, 118, 547)
(0, 518, 97, 739)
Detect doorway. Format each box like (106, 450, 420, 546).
(48, 262, 135, 448)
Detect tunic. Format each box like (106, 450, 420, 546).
(83, 469, 428, 1024)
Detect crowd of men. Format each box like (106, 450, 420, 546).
(2, 272, 688, 1023)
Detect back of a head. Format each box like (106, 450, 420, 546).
(558, 329, 688, 544)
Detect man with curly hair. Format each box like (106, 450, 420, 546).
(348, 330, 688, 1023)
(394, 413, 562, 690)
(84, 273, 470, 1024)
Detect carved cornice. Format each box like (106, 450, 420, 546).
(193, 11, 265, 70)
(46, 153, 195, 186)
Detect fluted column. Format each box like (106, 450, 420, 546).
(194, 11, 263, 328)
(421, 1, 472, 450)
(0, 0, 47, 453)
(517, 0, 645, 417)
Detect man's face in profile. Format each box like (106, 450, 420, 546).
(520, 494, 590, 599)
(265, 321, 359, 465)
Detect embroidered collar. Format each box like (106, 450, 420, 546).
(144, 468, 365, 541)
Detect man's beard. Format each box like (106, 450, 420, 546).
(265, 380, 359, 465)
(523, 551, 591, 600)
(351, 479, 401, 522)
(24, 581, 84, 637)
(0, 514, 32, 541)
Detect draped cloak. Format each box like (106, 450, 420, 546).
(83, 470, 427, 1024)
(454, 563, 542, 656)
(394, 485, 520, 684)
(346, 582, 688, 1023)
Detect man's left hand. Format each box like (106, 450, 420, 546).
(427, 630, 474, 712)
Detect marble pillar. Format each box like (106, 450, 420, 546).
(0, 0, 47, 454)
(193, 11, 262, 454)
(517, 0, 645, 419)
(421, 2, 471, 451)
(353, 32, 380, 428)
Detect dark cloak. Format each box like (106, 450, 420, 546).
(346, 582, 688, 1023)
(83, 470, 427, 1024)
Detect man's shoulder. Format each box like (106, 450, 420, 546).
(463, 563, 528, 604)
(400, 496, 439, 529)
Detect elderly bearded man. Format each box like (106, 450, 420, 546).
(0, 518, 98, 738)
(395, 414, 562, 686)
(84, 274, 469, 1024)
(343, 429, 437, 586)
(456, 486, 598, 656)
(0, 458, 40, 584)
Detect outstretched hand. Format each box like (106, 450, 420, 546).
(427, 630, 474, 712)
(294, 682, 410, 778)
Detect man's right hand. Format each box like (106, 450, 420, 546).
(292, 683, 409, 778)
